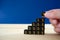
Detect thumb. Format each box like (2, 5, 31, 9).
(44, 9, 60, 19)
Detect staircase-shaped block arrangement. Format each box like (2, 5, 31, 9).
(24, 12, 45, 35)
(24, 18, 45, 35)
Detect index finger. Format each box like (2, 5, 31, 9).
(44, 9, 60, 19)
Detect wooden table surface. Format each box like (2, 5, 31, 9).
(0, 24, 60, 40)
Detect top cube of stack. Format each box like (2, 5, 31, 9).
(36, 18, 44, 22)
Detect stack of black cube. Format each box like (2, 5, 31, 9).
(24, 12, 45, 35)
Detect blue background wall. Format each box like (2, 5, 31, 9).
(0, 0, 60, 24)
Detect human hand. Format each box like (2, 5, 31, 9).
(44, 9, 60, 33)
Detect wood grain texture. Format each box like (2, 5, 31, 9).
(0, 24, 60, 40)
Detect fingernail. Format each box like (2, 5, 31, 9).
(44, 11, 54, 18)
(55, 28, 60, 33)
(44, 12, 52, 17)
(44, 12, 50, 17)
